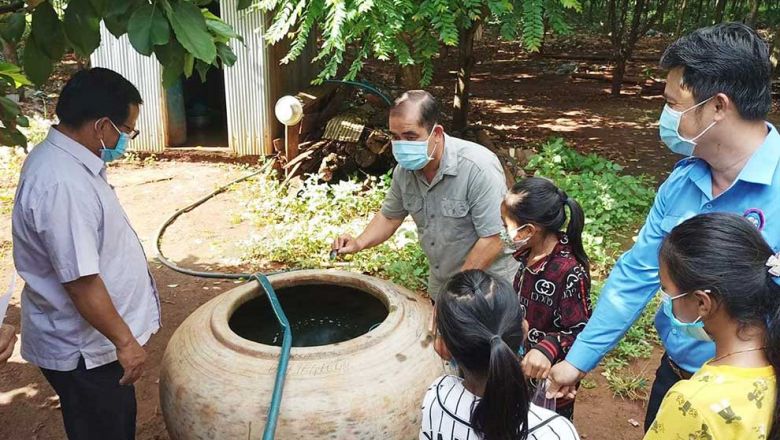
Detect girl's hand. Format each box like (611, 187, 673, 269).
(521, 348, 552, 380)
(546, 361, 585, 399)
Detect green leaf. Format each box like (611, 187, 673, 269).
(0, 95, 19, 120)
(0, 62, 31, 88)
(194, 60, 210, 82)
(22, 35, 53, 86)
(155, 40, 185, 88)
(559, 0, 581, 11)
(104, 0, 139, 37)
(32, 2, 66, 61)
(105, 15, 129, 37)
(16, 115, 29, 128)
(0, 127, 27, 147)
(127, 3, 171, 56)
(166, 1, 216, 63)
(183, 52, 194, 77)
(106, 0, 134, 16)
(205, 14, 244, 43)
(238, 0, 254, 10)
(216, 42, 237, 66)
(64, 0, 102, 57)
(0, 12, 26, 43)
(90, 0, 107, 16)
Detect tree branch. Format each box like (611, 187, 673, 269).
(0, 2, 25, 15)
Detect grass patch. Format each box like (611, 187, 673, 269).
(0, 148, 25, 216)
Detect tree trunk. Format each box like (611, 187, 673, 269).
(611, 56, 628, 96)
(400, 65, 422, 90)
(695, 0, 705, 26)
(713, 0, 728, 23)
(747, 0, 760, 27)
(452, 22, 479, 129)
(771, 28, 780, 79)
(676, 0, 689, 36)
(728, 0, 740, 20)
(2, 39, 23, 101)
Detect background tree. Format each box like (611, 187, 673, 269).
(254, 0, 581, 128)
(605, 0, 669, 96)
(0, 0, 242, 149)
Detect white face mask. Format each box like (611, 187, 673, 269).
(500, 224, 532, 251)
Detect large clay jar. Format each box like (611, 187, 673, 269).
(160, 270, 442, 439)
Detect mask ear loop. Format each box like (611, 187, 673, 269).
(426, 125, 441, 160)
(94, 119, 108, 149)
(677, 97, 717, 144)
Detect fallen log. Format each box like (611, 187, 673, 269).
(545, 53, 661, 62)
(571, 72, 656, 85)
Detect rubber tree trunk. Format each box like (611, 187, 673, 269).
(611, 56, 628, 96)
(747, 0, 760, 27)
(772, 28, 780, 78)
(452, 22, 479, 130)
(676, 0, 689, 36)
(713, 0, 728, 23)
(695, 0, 705, 26)
(400, 65, 423, 90)
(2, 39, 23, 101)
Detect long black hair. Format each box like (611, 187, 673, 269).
(660, 212, 780, 440)
(436, 270, 529, 440)
(504, 177, 589, 271)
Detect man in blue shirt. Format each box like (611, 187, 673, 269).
(547, 23, 780, 430)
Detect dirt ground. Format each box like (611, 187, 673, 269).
(0, 159, 661, 440)
(2, 34, 779, 440)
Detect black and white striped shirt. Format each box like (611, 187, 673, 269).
(420, 375, 580, 440)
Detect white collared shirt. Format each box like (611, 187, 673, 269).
(12, 128, 160, 371)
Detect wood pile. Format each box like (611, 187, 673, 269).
(273, 84, 395, 182)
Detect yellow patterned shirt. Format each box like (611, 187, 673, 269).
(644, 362, 776, 440)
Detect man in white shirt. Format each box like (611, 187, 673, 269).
(12, 68, 160, 440)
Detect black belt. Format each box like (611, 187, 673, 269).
(666, 355, 693, 380)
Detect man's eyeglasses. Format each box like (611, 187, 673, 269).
(121, 124, 140, 140)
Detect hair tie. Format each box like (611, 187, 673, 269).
(557, 189, 568, 203)
(766, 253, 780, 286)
(490, 335, 503, 344)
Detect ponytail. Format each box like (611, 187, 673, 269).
(473, 337, 530, 440)
(563, 195, 589, 271)
(437, 270, 530, 440)
(764, 279, 780, 440)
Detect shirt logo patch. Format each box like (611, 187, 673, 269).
(744, 208, 765, 231)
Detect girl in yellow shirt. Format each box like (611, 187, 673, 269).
(644, 212, 779, 440)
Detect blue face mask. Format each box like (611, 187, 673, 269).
(98, 119, 130, 163)
(659, 97, 717, 157)
(391, 128, 439, 171)
(660, 289, 712, 342)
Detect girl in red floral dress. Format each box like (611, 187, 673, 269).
(501, 177, 591, 420)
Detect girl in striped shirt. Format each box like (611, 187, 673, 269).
(420, 270, 579, 440)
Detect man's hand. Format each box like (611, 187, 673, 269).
(521, 349, 552, 380)
(546, 360, 586, 399)
(0, 324, 16, 365)
(117, 339, 146, 385)
(332, 234, 363, 255)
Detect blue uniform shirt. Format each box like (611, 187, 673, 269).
(567, 124, 780, 373)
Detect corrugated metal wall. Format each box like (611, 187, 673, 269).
(221, 0, 273, 156)
(90, 26, 166, 153)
